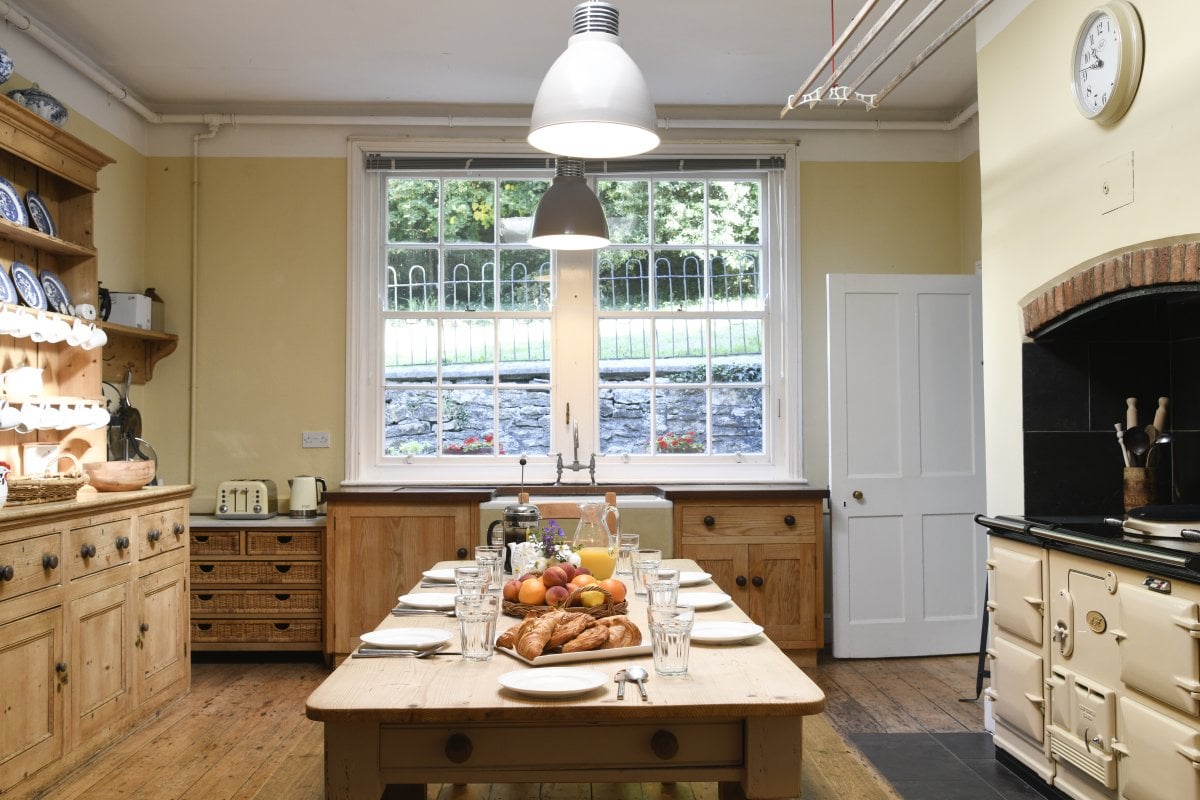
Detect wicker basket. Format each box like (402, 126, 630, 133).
(503, 582, 627, 620)
(7, 452, 87, 506)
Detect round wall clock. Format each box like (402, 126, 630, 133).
(1071, 1, 1144, 124)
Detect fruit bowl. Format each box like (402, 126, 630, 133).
(83, 460, 155, 492)
(503, 583, 627, 619)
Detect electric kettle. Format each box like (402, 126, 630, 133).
(288, 475, 326, 518)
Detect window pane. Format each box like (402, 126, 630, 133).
(499, 388, 551, 455)
(656, 388, 707, 453)
(598, 249, 650, 310)
(709, 180, 760, 245)
(713, 320, 763, 371)
(712, 387, 763, 454)
(597, 179, 649, 244)
(386, 248, 439, 311)
(654, 250, 706, 309)
(441, 388, 498, 455)
(387, 178, 439, 243)
(655, 319, 706, 383)
(385, 318, 438, 372)
(600, 387, 652, 454)
(442, 319, 494, 368)
(498, 179, 548, 244)
(443, 250, 494, 311)
(498, 319, 551, 378)
(500, 251, 551, 311)
(600, 318, 651, 368)
(653, 180, 704, 245)
(384, 388, 437, 456)
(712, 251, 762, 312)
(444, 179, 494, 243)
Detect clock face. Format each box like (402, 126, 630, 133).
(1071, 1, 1144, 124)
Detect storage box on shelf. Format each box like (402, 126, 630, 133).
(0, 487, 192, 799)
(672, 491, 825, 661)
(189, 516, 326, 651)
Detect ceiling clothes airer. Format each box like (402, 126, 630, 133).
(780, 0, 996, 116)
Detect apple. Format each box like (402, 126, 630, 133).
(545, 585, 571, 607)
(542, 565, 569, 587)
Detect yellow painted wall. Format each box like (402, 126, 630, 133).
(978, 0, 1200, 513)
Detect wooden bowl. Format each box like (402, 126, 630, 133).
(83, 460, 155, 492)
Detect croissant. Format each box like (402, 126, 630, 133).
(561, 624, 609, 653)
(516, 615, 558, 661)
(597, 616, 642, 649)
(547, 612, 596, 648)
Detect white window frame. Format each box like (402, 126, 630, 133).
(345, 138, 804, 486)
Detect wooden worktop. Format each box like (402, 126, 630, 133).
(326, 484, 830, 503)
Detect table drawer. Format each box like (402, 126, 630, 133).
(139, 505, 188, 559)
(191, 532, 241, 555)
(0, 532, 63, 600)
(69, 519, 133, 580)
(246, 531, 321, 556)
(191, 619, 322, 644)
(191, 589, 321, 615)
(190, 561, 321, 585)
(379, 721, 744, 771)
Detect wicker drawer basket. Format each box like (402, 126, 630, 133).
(190, 562, 321, 584)
(191, 590, 322, 614)
(190, 532, 241, 555)
(191, 619, 322, 643)
(246, 531, 321, 556)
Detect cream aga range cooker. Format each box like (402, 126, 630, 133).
(978, 515, 1200, 800)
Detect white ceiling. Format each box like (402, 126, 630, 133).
(11, 0, 987, 122)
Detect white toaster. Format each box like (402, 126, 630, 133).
(215, 479, 278, 519)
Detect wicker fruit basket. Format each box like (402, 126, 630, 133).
(7, 452, 87, 506)
(503, 583, 627, 620)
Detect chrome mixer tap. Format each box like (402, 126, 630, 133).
(556, 420, 596, 484)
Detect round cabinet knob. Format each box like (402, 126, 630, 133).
(80, 543, 96, 558)
(784, 514, 796, 526)
(42, 553, 59, 570)
(751, 576, 764, 588)
(116, 536, 130, 550)
(55, 662, 67, 675)
(852, 490, 864, 500)
(456, 548, 469, 559)
(735, 575, 747, 587)
(147, 529, 161, 543)
(0, 564, 14, 581)
(651, 730, 679, 760)
(444, 733, 473, 763)
(140, 623, 150, 633)
(703, 515, 716, 528)
(173, 523, 185, 536)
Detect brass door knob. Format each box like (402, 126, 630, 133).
(852, 490, 864, 500)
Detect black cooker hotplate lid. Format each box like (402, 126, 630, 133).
(1127, 504, 1200, 522)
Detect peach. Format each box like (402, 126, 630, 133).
(502, 579, 523, 602)
(545, 585, 571, 607)
(542, 565, 569, 587)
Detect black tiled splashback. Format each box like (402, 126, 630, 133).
(1023, 293, 1200, 516)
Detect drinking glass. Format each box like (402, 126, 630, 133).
(454, 565, 489, 596)
(475, 546, 504, 591)
(647, 604, 695, 676)
(456, 594, 499, 662)
(646, 567, 680, 608)
(631, 548, 662, 597)
(615, 532, 640, 575)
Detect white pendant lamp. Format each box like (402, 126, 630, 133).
(528, 158, 610, 251)
(528, 1, 660, 159)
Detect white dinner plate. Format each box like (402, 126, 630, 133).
(678, 571, 712, 587)
(422, 568, 456, 582)
(690, 620, 765, 644)
(397, 592, 456, 610)
(497, 667, 608, 698)
(676, 591, 732, 610)
(359, 628, 452, 650)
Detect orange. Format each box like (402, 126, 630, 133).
(597, 577, 627, 603)
(517, 577, 547, 605)
(570, 574, 598, 589)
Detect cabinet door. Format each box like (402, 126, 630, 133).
(135, 561, 188, 705)
(684, 542, 749, 613)
(68, 579, 132, 747)
(751, 540, 822, 649)
(328, 502, 472, 657)
(0, 606, 64, 795)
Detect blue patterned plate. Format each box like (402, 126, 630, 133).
(25, 191, 54, 237)
(40, 270, 70, 314)
(0, 265, 16, 304)
(0, 177, 26, 226)
(10, 261, 45, 310)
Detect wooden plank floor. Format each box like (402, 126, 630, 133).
(30, 650, 985, 800)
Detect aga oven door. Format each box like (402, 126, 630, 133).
(987, 634, 1045, 744)
(1114, 697, 1200, 800)
(988, 541, 1045, 646)
(1114, 581, 1200, 715)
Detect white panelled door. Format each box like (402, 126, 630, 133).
(827, 274, 987, 658)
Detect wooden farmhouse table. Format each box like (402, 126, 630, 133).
(306, 560, 826, 800)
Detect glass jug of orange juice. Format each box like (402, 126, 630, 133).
(572, 500, 619, 580)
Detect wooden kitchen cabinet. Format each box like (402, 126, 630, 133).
(325, 492, 481, 661)
(0, 487, 192, 799)
(673, 494, 824, 659)
(188, 517, 325, 651)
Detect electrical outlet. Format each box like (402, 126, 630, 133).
(302, 431, 330, 448)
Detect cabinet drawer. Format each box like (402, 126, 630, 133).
(190, 561, 321, 585)
(191, 589, 321, 615)
(0, 532, 63, 600)
(69, 519, 133, 580)
(191, 619, 322, 644)
(246, 531, 321, 556)
(190, 532, 241, 555)
(138, 505, 188, 560)
(679, 504, 816, 538)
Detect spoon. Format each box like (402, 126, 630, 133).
(625, 665, 649, 700)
